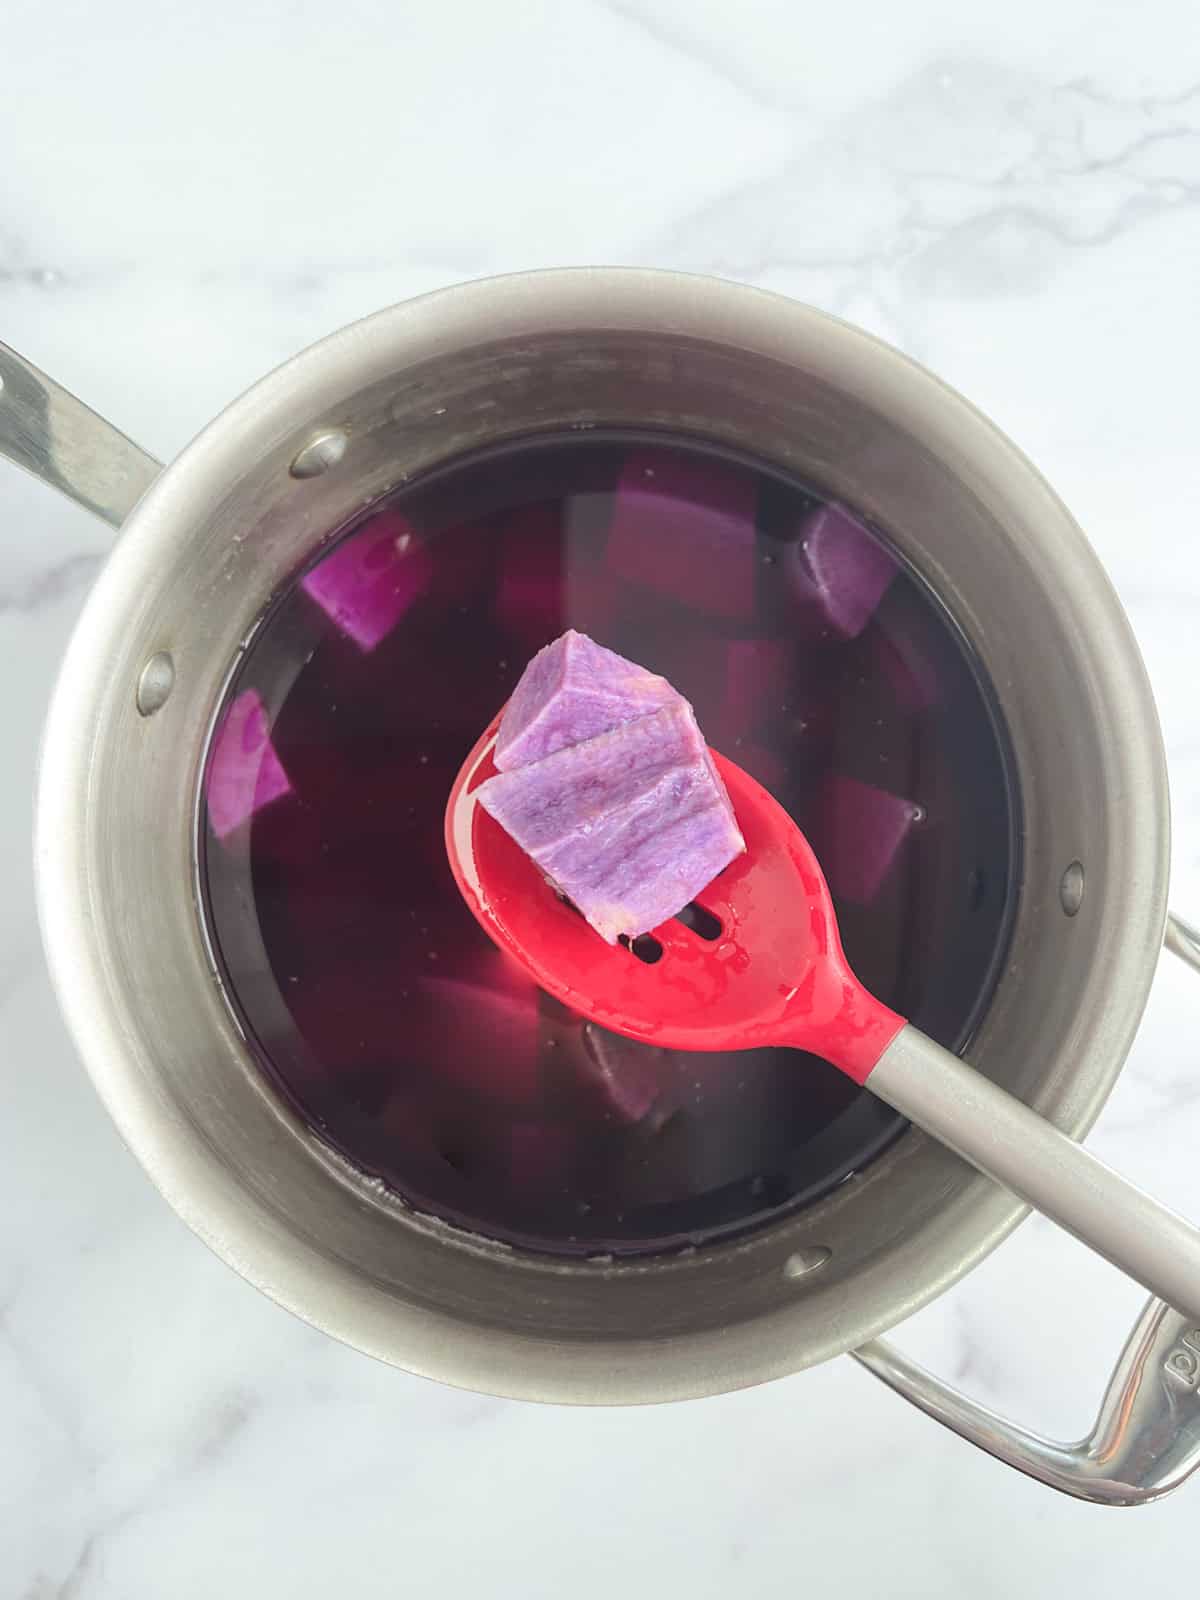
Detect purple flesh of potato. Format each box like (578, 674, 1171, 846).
(417, 974, 542, 1105)
(604, 449, 759, 621)
(494, 628, 678, 772)
(207, 688, 292, 839)
(816, 773, 923, 904)
(301, 511, 433, 652)
(479, 698, 745, 943)
(785, 505, 898, 641)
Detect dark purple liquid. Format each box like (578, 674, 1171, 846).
(200, 433, 1017, 1256)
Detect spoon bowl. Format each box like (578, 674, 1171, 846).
(446, 716, 902, 1077)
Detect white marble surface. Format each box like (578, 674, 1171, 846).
(4, 2, 1200, 1592)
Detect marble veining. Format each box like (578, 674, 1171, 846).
(2, 2, 1200, 1594)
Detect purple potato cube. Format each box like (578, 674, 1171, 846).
(815, 773, 923, 904)
(479, 701, 745, 942)
(605, 449, 759, 621)
(416, 974, 542, 1105)
(494, 628, 678, 772)
(785, 505, 898, 641)
(301, 511, 433, 651)
(207, 688, 292, 839)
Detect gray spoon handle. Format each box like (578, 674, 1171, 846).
(870, 1025, 1200, 1323)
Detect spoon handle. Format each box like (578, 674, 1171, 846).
(868, 1024, 1200, 1324)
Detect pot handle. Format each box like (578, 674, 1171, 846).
(0, 340, 161, 527)
(851, 911, 1200, 1506)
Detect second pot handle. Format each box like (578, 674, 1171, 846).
(0, 340, 161, 527)
(851, 911, 1200, 1506)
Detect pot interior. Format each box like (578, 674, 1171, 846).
(38, 272, 1168, 1401)
(198, 426, 1018, 1260)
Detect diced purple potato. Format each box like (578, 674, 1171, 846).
(813, 773, 923, 905)
(495, 502, 564, 652)
(784, 505, 898, 641)
(604, 449, 759, 622)
(479, 701, 746, 943)
(871, 627, 942, 713)
(580, 1024, 668, 1128)
(301, 511, 434, 651)
(494, 628, 679, 772)
(416, 973, 542, 1106)
(206, 688, 292, 840)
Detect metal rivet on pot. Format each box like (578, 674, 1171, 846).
(289, 429, 348, 479)
(1060, 860, 1085, 917)
(135, 651, 175, 716)
(783, 1247, 832, 1280)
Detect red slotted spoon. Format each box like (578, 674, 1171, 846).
(446, 717, 1200, 1320)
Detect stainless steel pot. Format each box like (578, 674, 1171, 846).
(6, 268, 1199, 1506)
